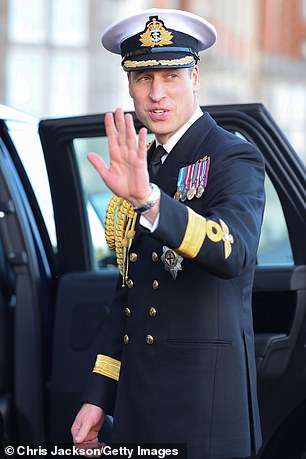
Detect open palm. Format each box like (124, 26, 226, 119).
(88, 108, 151, 207)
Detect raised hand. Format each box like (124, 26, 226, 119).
(88, 108, 152, 208)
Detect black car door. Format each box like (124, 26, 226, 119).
(39, 103, 306, 457)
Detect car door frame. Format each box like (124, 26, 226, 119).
(38, 103, 306, 454)
(39, 103, 306, 275)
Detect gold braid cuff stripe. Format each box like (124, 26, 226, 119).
(124, 56, 195, 69)
(176, 208, 206, 258)
(93, 354, 121, 381)
(176, 207, 234, 259)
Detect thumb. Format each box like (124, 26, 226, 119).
(87, 152, 108, 179)
(74, 419, 91, 443)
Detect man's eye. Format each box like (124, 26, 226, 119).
(137, 75, 150, 82)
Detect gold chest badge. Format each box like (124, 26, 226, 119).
(139, 16, 173, 47)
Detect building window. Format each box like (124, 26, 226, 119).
(50, 0, 89, 46)
(6, 0, 89, 117)
(8, 0, 46, 43)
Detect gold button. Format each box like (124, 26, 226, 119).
(153, 280, 159, 290)
(149, 307, 157, 317)
(152, 252, 159, 262)
(125, 307, 132, 317)
(145, 334, 154, 345)
(123, 334, 129, 344)
(127, 279, 134, 289)
(129, 253, 138, 262)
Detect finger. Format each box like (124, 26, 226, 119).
(71, 417, 81, 438)
(105, 112, 120, 153)
(125, 113, 137, 153)
(73, 422, 88, 444)
(138, 127, 148, 160)
(114, 108, 128, 148)
(72, 412, 93, 444)
(87, 153, 108, 180)
(74, 420, 94, 444)
(104, 112, 117, 139)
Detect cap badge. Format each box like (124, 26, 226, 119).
(140, 16, 173, 48)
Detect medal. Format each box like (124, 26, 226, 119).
(195, 184, 205, 198)
(174, 166, 184, 201)
(161, 246, 183, 279)
(195, 156, 211, 198)
(183, 164, 192, 201)
(181, 189, 187, 202)
(195, 161, 205, 197)
(180, 166, 189, 202)
(187, 186, 196, 200)
(187, 163, 198, 200)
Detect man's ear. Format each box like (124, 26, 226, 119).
(127, 72, 133, 98)
(191, 65, 200, 92)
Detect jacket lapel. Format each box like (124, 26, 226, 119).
(134, 112, 217, 239)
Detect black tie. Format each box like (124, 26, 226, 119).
(149, 145, 166, 178)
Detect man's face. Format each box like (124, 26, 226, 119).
(128, 66, 200, 144)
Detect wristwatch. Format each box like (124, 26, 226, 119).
(133, 183, 161, 214)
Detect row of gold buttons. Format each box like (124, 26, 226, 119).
(126, 279, 159, 290)
(123, 334, 154, 345)
(129, 252, 159, 263)
(124, 307, 157, 317)
(126, 252, 159, 290)
(123, 251, 159, 346)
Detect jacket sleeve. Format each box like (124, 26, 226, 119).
(151, 142, 265, 279)
(82, 274, 127, 415)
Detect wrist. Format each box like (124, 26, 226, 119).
(132, 183, 161, 214)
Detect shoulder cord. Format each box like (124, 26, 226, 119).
(105, 195, 137, 286)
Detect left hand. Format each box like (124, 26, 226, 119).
(88, 108, 152, 207)
(71, 403, 105, 456)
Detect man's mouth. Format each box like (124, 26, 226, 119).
(148, 109, 170, 120)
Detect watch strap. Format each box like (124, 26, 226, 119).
(133, 183, 161, 214)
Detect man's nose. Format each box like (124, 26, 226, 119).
(149, 80, 166, 101)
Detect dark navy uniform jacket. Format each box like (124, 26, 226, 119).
(84, 112, 265, 459)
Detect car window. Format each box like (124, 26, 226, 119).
(73, 133, 293, 270)
(232, 130, 293, 266)
(257, 174, 293, 265)
(73, 134, 154, 270)
(73, 136, 114, 269)
(6, 121, 57, 248)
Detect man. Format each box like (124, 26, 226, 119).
(71, 8, 265, 459)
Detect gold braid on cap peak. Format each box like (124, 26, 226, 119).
(105, 195, 137, 286)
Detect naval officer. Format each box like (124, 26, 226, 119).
(71, 8, 265, 459)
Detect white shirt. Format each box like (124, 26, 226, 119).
(140, 107, 204, 231)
